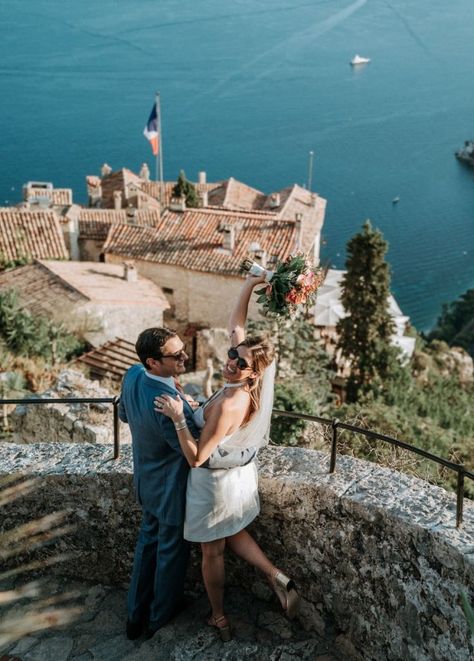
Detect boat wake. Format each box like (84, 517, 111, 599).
(193, 0, 368, 101)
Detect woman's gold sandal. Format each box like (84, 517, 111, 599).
(270, 569, 299, 619)
(207, 614, 232, 642)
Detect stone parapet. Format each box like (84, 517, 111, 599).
(0, 442, 472, 660)
(9, 370, 130, 445)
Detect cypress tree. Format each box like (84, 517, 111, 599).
(172, 170, 200, 208)
(336, 220, 399, 401)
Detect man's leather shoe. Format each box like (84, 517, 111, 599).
(126, 618, 145, 640)
(143, 624, 159, 640)
(143, 596, 193, 639)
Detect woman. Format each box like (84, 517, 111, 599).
(154, 276, 298, 641)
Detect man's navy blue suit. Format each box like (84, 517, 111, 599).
(119, 364, 199, 630)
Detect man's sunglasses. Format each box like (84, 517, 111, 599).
(227, 347, 251, 371)
(160, 347, 188, 361)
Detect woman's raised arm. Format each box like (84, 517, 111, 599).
(227, 275, 266, 347)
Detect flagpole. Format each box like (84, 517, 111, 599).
(156, 91, 164, 206)
(307, 150, 314, 192)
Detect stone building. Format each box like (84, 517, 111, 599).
(62, 207, 161, 262)
(21, 181, 73, 214)
(102, 207, 303, 329)
(0, 259, 169, 347)
(312, 269, 416, 375)
(84, 166, 326, 267)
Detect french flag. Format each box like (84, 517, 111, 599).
(143, 103, 159, 155)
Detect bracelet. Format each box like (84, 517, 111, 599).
(174, 419, 187, 431)
(174, 424, 187, 431)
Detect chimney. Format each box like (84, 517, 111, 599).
(101, 163, 112, 177)
(198, 171, 207, 184)
(126, 205, 137, 223)
(113, 190, 122, 210)
(65, 206, 80, 261)
(170, 196, 186, 212)
(295, 212, 303, 249)
(269, 192, 281, 208)
(221, 224, 235, 251)
(139, 163, 150, 181)
(200, 190, 209, 207)
(86, 176, 102, 208)
(253, 248, 267, 267)
(123, 261, 137, 282)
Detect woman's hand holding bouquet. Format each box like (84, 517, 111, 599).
(241, 253, 326, 318)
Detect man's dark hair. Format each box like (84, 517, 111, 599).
(135, 327, 177, 368)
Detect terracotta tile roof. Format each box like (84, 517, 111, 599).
(0, 261, 86, 316)
(78, 208, 161, 241)
(24, 188, 73, 207)
(0, 260, 168, 319)
(140, 181, 222, 206)
(275, 184, 324, 224)
(0, 208, 69, 263)
(208, 178, 266, 210)
(74, 337, 138, 382)
(102, 207, 298, 276)
(40, 260, 170, 307)
(100, 168, 143, 208)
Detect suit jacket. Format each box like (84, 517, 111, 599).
(119, 364, 200, 526)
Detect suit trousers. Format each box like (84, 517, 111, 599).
(127, 510, 190, 628)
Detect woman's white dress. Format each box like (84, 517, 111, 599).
(183, 402, 260, 543)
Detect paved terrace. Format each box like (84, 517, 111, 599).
(1, 577, 338, 660)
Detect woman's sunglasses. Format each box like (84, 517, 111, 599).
(227, 347, 251, 370)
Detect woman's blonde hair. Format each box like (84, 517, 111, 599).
(237, 335, 275, 420)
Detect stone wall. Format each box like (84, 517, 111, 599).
(104, 255, 262, 328)
(0, 442, 472, 660)
(9, 370, 130, 445)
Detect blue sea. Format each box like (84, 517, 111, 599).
(1, 0, 473, 331)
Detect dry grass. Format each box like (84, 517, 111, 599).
(304, 416, 465, 493)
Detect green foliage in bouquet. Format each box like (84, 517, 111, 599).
(254, 253, 325, 318)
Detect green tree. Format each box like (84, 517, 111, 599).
(271, 381, 316, 445)
(429, 288, 474, 357)
(336, 220, 400, 402)
(172, 170, 200, 208)
(0, 290, 84, 363)
(248, 315, 335, 444)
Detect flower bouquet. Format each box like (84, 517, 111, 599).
(241, 253, 326, 318)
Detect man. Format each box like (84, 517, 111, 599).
(119, 327, 199, 640)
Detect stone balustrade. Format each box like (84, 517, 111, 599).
(0, 442, 472, 660)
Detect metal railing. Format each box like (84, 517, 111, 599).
(0, 397, 121, 460)
(1, 397, 472, 527)
(272, 409, 474, 528)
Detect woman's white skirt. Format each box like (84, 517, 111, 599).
(184, 461, 260, 543)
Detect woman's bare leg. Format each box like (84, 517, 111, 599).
(201, 539, 227, 620)
(226, 529, 298, 617)
(225, 529, 276, 579)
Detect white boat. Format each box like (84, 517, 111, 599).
(392, 196, 400, 204)
(350, 54, 370, 65)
